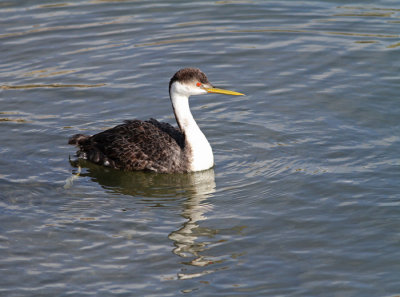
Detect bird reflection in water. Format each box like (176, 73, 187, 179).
(68, 160, 220, 279)
(167, 169, 218, 280)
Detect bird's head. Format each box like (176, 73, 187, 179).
(169, 68, 244, 98)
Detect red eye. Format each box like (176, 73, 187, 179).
(196, 82, 201, 87)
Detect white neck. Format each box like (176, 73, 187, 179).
(170, 86, 214, 172)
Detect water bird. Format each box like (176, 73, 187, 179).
(69, 68, 244, 173)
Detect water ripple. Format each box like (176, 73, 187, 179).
(1, 1, 399, 296)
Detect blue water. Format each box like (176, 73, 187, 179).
(1, 1, 399, 296)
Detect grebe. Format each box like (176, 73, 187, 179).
(69, 68, 244, 173)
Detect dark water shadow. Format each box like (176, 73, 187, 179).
(68, 159, 215, 198)
(68, 160, 223, 279)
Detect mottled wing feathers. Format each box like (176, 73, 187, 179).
(146, 118, 185, 148)
(69, 119, 188, 173)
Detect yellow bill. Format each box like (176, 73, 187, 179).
(205, 87, 245, 96)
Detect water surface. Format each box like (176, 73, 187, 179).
(1, 1, 399, 296)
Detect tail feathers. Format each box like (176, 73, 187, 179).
(68, 134, 117, 168)
(68, 134, 90, 146)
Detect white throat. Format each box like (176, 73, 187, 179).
(170, 82, 214, 172)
